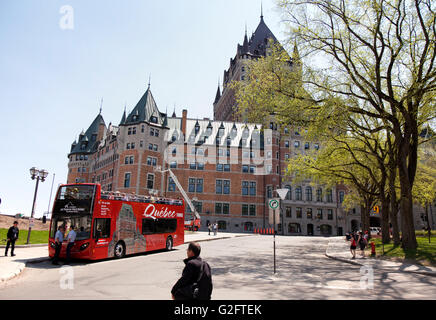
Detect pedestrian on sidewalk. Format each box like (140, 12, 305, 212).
(5, 221, 19, 257)
(207, 223, 211, 236)
(65, 225, 76, 264)
(213, 222, 217, 236)
(358, 231, 366, 258)
(350, 232, 357, 259)
(52, 225, 65, 265)
(171, 242, 213, 300)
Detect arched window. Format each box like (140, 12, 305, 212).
(316, 188, 323, 202)
(339, 191, 345, 203)
(285, 185, 292, 200)
(295, 187, 302, 201)
(327, 189, 333, 203)
(305, 186, 312, 201)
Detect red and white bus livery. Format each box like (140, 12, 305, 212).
(49, 183, 185, 260)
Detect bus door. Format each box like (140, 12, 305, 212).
(93, 218, 112, 258)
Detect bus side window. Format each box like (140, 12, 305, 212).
(142, 219, 156, 235)
(93, 218, 111, 239)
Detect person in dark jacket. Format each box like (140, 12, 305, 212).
(5, 221, 19, 256)
(171, 242, 212, 300)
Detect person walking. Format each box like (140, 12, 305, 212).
(358, 231, 367, 258)
(207, 223, 212, 236)
(52, 225, 65, 265)
(213, 222, 217, 236)
(65, 225, 76, 264)
(5, 221, 19, 257)
(171, 242, 213, 300)
(350, 232, 357, 259)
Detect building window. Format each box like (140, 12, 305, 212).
(124, 173, 131, 188)
(126, 143, 130, 150)
(216, 203, 230, 215)
(317, 209, 323, 220)
(249, 182, 256, 196)
(314, 143, 320, 150)
(285, 185, 292, 200)
(267, 186, 272, 198)
(224, 164, 230, 172)
(216, 164, 223, 171)
(286, 207, 292, 218)
(296, 187, 302, 200)
(296, 207, 302, 218)
(327, 209, 334, 220)
(242, 165, 249, 173)
(307, 208, 313, 219)
(168, 177, 176, 192)
(285, 140, 289, 148)
(147, 174, 154, 189)
(305, 142, 310, 150)
(316, 188, 323, 202)
(306, 187, 312, 201)
(294, 141, 300, 148)
(327, 189, 333, 203)
(288, 223, 301, 233)
(242, 181, 249, 196)
(170, 161, 177, 169)
(339, 191, 345, 203)
(188, 178, 196, 193)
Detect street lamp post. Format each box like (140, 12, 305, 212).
(27, 167, 48, 244)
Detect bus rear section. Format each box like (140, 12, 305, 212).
(49, 184, 185, 261)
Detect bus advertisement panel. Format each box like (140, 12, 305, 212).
(49, 184, 185, 260)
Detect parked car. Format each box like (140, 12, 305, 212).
(370, 227, 381, 235)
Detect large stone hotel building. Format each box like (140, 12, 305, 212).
(66, 13, 434, 236)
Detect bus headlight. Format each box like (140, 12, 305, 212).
(80, 243, 89, 251)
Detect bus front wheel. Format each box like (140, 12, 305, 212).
(114, 241, 126, 259)
(166, 237, 173, 251)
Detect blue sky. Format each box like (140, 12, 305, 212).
(0, 0, 286, 218)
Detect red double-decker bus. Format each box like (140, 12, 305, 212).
(48, 183, 185, 260)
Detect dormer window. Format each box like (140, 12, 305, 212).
(195, 124, 200, 135)
(132, 115, 138, 122)
(150, 116, 158, 124)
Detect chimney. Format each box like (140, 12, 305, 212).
(182, 109, 188, 137)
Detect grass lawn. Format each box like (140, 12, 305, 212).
(0, 228, 49, 245)
(369, 236, 436, 266)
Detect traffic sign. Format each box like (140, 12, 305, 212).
(29, 218, 35, 228)
(276, 188, 289, 201)
(268, 198, 279, 210)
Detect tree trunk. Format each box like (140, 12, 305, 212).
(381, 193, 391, 244)
(361, 202, 370, 235)
(395, 121, 418, 250)
(390, 203, 401, 245)
(398, 175, 417, 249)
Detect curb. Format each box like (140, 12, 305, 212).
(0, 244, 47, 249)
(0, 257, 50, 282)
(325, 249, 436, 278)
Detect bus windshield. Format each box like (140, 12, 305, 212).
(57, 185, 95, 201)
(53, 185, 96, 215)
(50, 215, 92, 241)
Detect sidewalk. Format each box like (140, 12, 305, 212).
(325, 237, 436, 277)
(0, 232, 252, 283)
(0, 245, 48, 282)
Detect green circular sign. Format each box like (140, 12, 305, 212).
(269, 199, 279, 209)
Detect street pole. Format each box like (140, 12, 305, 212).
(273, 208, 276, 274)
(47, 173, 55, 219)
(27, 177, 40, 245)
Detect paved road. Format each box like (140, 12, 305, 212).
(0, 236, 435, 299)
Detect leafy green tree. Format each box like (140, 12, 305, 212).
(234, 0, 436, 249)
